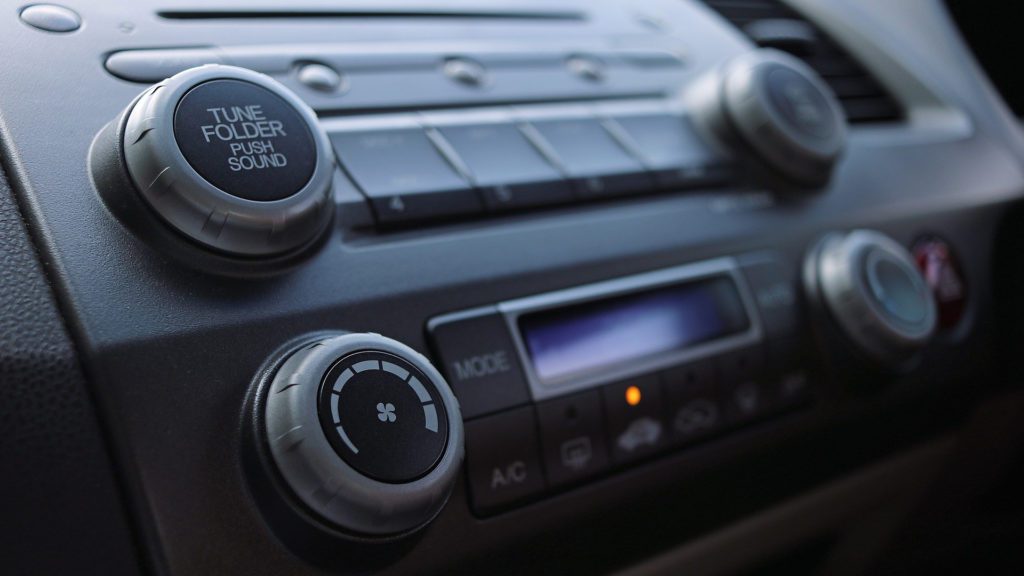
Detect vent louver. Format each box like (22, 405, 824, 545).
(701, 0, 903, 123)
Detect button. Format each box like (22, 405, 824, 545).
(718, 346, 772, 424)
(428, 308, 531, 419)
(105, 49, 224, 83)
(443, 58, 489, 88)
(566, 55, 606, 83)
(614, 49, 687, 68)
(111, 65, 335, 257)
(739, 252, 801, 339)
(603, 375, 666, 463)
(296, 62, 345, 93)
(866, 249, 931, 326)
(19, 4, 80, 33)
(769, 338, 812, 409)
(607, 113, 725, 190)
(331, 127, 483, 224)
(523, 116, 653, 198)
(662, 360, 725, 444)
(465, 407, 545, 514)
(317, 350, 449, 483)
(537, 390, 610, 487)
(433, 122, 574, 211)
(173, 79, 317, 201)
(912, 236, 967, 329)
(766, 66, 837, 140)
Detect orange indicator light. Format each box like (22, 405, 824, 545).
(625, 385, 642, 406)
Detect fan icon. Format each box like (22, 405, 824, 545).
(376, 402, 397, 423)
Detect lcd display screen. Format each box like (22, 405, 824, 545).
(519, 276, 750, 383)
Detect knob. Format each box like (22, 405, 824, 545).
(262, 333, 463, 536)
(686, 49, 846, 189)
(94, 65, 334, 257)
(808, 230, 937, 364)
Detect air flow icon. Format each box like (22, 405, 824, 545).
(377, 402, 397, 422)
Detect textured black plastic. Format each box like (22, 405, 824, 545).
(0, 170, 141, 574)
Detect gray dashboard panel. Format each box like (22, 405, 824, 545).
(1, 0, 1022, 574)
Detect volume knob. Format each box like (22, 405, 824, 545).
(96, 64, 334, 257)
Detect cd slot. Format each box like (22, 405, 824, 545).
(156, 8, 585, 22)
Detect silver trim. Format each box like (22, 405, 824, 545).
(499, 257, 763, 401)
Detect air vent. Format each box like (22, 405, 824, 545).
(701, 0, 903, 124)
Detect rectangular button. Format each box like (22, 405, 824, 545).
(105, 48, 224, 83)
(769, 337, 813, 409)
(602, 374, 667, 464)
(662, 359, 725, 445)
(739, 252, 801, 339)
(330, 126, 482, 224)
(428, 308, 531, 419)
(537, 390, 610, 488)
(432, 121, 574, 211)
(524, 116, 653, 198)
(717, 346, 774, 424)
(465, 407, 546, 514)
(607, 113, 725, 190)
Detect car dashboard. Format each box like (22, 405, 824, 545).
(2, 1, 1024, 575)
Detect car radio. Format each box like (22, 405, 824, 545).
(90, 43, 846, 267)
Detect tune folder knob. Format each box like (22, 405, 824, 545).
(686, 49, 847, 190)
(92, 65, 335, 257)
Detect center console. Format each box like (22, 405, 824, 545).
(1, 0, 1021, 574)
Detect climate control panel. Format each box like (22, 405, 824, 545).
(429, 253, 811, 514)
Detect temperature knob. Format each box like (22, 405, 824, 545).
(807, 230, 937, 364)
(262, 333, 463, 536)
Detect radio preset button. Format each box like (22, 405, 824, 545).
(330, 126, 482, 224)
(606, 112, 724, 190)
(465, 407, 546, 514)
(432, 121, 574, 211)
(537, 390, 610, 487)
(523, 116, 653, 198)
(428, 308, 531, 419)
